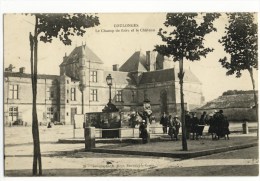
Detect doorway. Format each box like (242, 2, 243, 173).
(160, 90, 168, 114)
(71, 107, 77, 125)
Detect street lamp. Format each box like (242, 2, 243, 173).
(106, 74, 112, 103)
(102, 74, 118, 112)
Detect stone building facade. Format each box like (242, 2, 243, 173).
(4, 44, 204, 125)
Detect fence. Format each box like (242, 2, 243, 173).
(94, 125, 180, 138)
(93, 123, 256, 139)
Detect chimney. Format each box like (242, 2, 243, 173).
(113, 64, 119, 71)
(63, 53, 67, 61)
(146, 51, 151, 71)
(19, 67, 25, 73)
(146, 51, 156, 71)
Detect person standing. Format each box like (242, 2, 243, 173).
(191, 113, 199, 140)
(173, 115, 181, 140)
(207, 113, 215, 140)
(160, 112, 169, 134)
(168, 115, 174, 140)
(185, 111, 192, 139)
(218, 110, 227, 139)
(139, 120, 148, 144)
(222, 113, 230, 140)
(198, 111, 207, 138)
(212, 110, 219, 140)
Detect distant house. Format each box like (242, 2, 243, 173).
(196, 91, 258, 122)
(4, 44, 204, 125)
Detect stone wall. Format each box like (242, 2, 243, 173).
(4, 76, 59, 126)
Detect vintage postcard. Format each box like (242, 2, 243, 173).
(2, 10, 259, 178)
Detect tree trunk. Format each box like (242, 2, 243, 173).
(178, 58, 188, 151)
(29, 32, 37, 175)
(248, 68, 258, 138)
(31, 15, 42, 176)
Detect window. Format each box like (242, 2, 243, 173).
(47, 87, 54, 99)
(9, 107, 18, 122)
(90, 71, 97, 82)
(67, 80, 69, 84)
(9, 85, 18, 99)
(116, 90, 123, 102)
(47, 107, 54, 119)
(90, 89, 98, 101)
(71, 88, 76, 101)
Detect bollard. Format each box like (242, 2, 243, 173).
(242, 121, 249, 134)
(85, 127, 95, 151)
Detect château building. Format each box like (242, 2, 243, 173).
(4, 44, 204, 125)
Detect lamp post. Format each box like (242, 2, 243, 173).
(102, 74, 118, 113)
(107, 74, 112, 104)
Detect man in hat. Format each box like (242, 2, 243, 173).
(160, 112, 169, 134)
(191, 112, 199, 140)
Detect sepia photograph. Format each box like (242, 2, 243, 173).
(1, 0, 259, 178)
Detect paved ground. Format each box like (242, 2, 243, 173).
(4, 122, 257, 145)
(4, 146, 259, 176)
(96, 134, 257, 153)
(3, 124, 259, 176)
(140, 146, 259, 176)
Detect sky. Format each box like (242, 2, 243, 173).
(3, 13, 258, 102)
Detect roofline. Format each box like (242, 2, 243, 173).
(4, 71, 60, 80)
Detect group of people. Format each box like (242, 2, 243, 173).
(160, 112, 181, 141)
(160, 110, 230, 141)
(206, 110, 230, 140)
(185, 111, 207, 140)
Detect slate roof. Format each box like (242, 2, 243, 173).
(198, 93, 258, 110)
(60, 45, 103, 66)
(119, 50, 201, 84)
(139, 68, 201, 84)
(139, 68, 175, 84)
(174, 69, 201, 84)
(104, 71, 136, 85)
(119, 51, 147, 72)
(4, 72, 59, 80)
